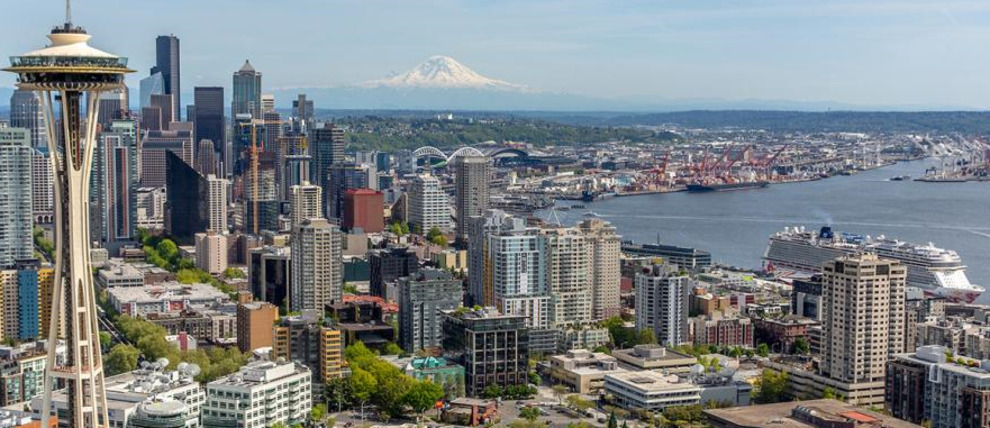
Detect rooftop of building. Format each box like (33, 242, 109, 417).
(613, 345, 696, 362)
(895, 345, 990, 378)
(208, 361, 309, 388)
(704, 399, 920, 428)
(107, 282, 230, 303)
(605, 370, 700, 393)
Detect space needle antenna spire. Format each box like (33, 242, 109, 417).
(65, 0, 72, 27)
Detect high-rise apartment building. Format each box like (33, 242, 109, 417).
(820, 253, 906, 383)
(243, 151, 279, 234)
(31, 148, 54, 224)
(9, 90, 47, 149)
(635, 264, 690, 346)
(194, 232, 228, 275)
(398, 269, 463, 352)
(152, 35, 180, 121)
(887, 345, 990, 428)
(232, 60, 262, 118)
(289, 181, 322, 230)
(206, 174, 229, 233)
(467, 210, 549, 329)
(272, 315, 345, 386)
(442, 308, 529, 397)
(409, 174, 450, 231)
(580, 219, 622, 319)
(193, 87, 225, 164)
(0, 128, 33, 268)
(90, 120, 139, 248)
(261, 94, 275, 114)
(310, 124, 344, 189)
(453, 153, 490, 245)
(290, 219, 342, 312)
(542, 226, 593, 327)
(236, 302, 278, 353)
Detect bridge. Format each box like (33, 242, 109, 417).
(411, 146, 529, 166)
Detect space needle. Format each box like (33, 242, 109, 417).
(3, 1, 133, 426)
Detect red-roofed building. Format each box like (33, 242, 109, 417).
(343, 189, 384, 233)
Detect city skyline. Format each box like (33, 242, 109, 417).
(1, 1, 990, 109)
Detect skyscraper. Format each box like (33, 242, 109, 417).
(193, 87, 225, 164)
(152, 35, 180, 121)
(140, 129, 194, 188)
(90, 120, 139, 249)
(326, 163, 371, 221)
(244, 150, 279, 234)
(206, 174, 229, 234)
(9, 90, 47, 149)
(635, 264, 690, 346)
(542, 226, 593, 327)
(290, 181, 322, 230)
(398, 269, 463, 352)
(291, 94, 314, 133)
(138, 72, 164, 109)
(261, 94, 275, 114)
(194, 139, 217, 177)
(0, 128, 34, 268)
(164, 151, 208, 241)
(31, 148, 54, 224)
(408, 174, 450, 232)
(232, 60, 262, 119)
(820, 253, 906, 384)
(95, 88, 128, 129)
(290, 219, 342, 312)
(310, 123, 345, 189)
(453, 152, 490, 245)
(147, 93, 174, 130)
(580, 219, 622, 320)
(4, 13, 134, 426)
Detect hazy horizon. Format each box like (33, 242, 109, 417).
(3, 1, 990, 110)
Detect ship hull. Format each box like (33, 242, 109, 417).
(687, 182, 769, 192)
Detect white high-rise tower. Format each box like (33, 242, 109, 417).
(3, 2, 134, 427)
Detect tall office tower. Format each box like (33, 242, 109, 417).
(232, 60, 262, 118)
(193, 87, 225, 162)
(820, 254, 906, 384)
(262, 112, 282, 153)
(138, 72, 164, 109)
(32, 148, 55, 224)
(140, 129, 193, 188)
(9, 90, 48, 149)
(408, 174, 451, 231)
(442, 308, 529, 397)
(95, 88, 128, 129)
(635, 264, 690, 346)
(398, 269, 463, 352)
(542, 227, 593, 327)
(206, 174, 229, 233)
(468, 211, 550, 329)
(148, 93, 174, 130)
(0, 128, 34, 268)
(310, 123, 345, 189)
(453, 152, 490, 245)
(326, 163, 370, 221)
(579, 219, 621, 320)
(231, 115, 263, 175)
(291, 94, 314, 133)
(261, 94, 275, 114)
(368, 247, 419, 298)
(4, 13, 133, 426)
(290, 181, 322, 230)
(283, 154, 311, 196)
(194, 139, 217, 176)
(248, 246, 291, 306)
(290, 219, 342, 312)
(90, 120, 139, 249)
(244, 151, 279, 234)
(164, 152, 208, 241)
(151, 35, 180, 121)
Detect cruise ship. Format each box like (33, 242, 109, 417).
(764, 226, 984, 303)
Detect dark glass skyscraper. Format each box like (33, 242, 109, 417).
(152, 35, 180, 121)
(164, 151, 208, 242)
(193, 87, 225, 164)
(232, 60, 262, 118)
(311, 123, 345, 192)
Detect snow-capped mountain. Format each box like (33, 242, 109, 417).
(363, 56, 529, 92)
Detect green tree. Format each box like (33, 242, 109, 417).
(382, 342, 404, 356)
(636, 329, 656, 345)
(607, 412, 618, 428)
(105, 344, 140, 375)
(552, 384, 569, 404)
(566, 394, 593, 412)
(663, 404, 703, 424)
(520, 406, 542, 421)
(757, 343, 770, 357)
(404, 380, 444, 417)
(345, 341, 378, 368)
(99, 332, 112, 350)
(793, 337, 810, 355)
(366, 359, 412, 418)
(481, 384, 503, 399)
(753, 370, 789, 404)
(509, 420, 545, 428)
(350, 367, 377, 419)
(309, 403, 326, 422)
(426, 227, 447, 246)
(223, 267, 245, 279)
(325, 377, 354, 412)
(822, 386, 836, 399)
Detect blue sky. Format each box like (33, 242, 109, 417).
(2, 0, 989, 108)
